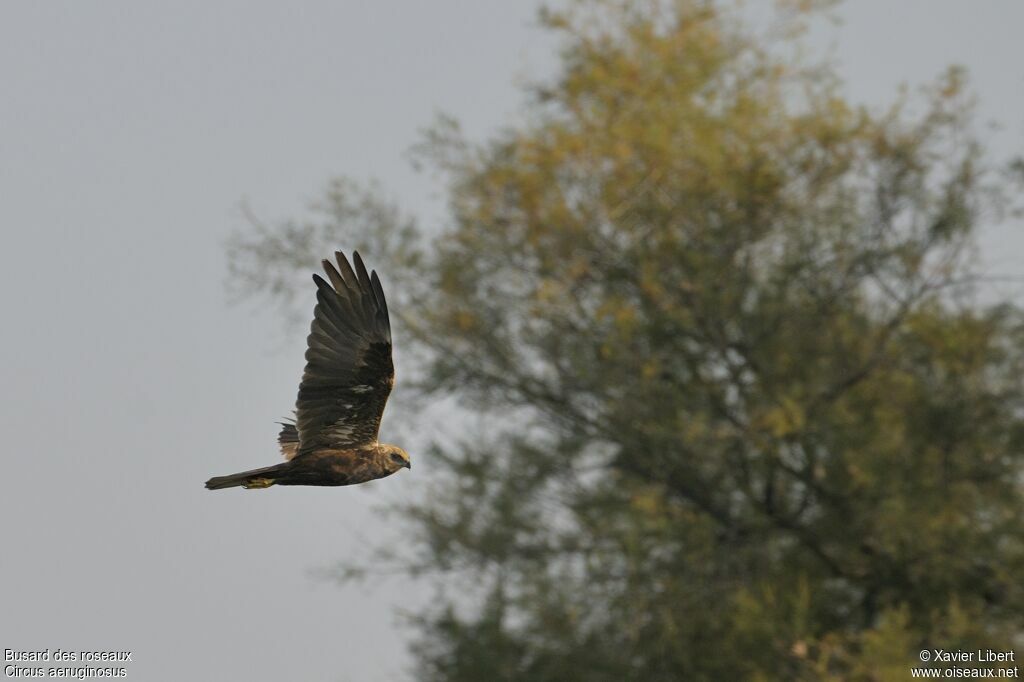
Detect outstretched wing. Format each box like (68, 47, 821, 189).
(293, 251, 393, 455)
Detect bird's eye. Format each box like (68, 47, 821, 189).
(391, 452, 403, 461)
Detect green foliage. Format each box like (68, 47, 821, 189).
(231, 1, 1023, 678)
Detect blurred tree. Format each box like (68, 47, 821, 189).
(230, 0, 1024, 679)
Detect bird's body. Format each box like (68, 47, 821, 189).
(205, 251, 410, 491)
(205, 443, 409, 490)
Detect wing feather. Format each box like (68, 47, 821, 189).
(292, 251, 394, 455)
(370, 270, 391, 338)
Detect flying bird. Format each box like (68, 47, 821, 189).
(205, 251, 410, 491)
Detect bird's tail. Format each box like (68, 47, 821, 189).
(205, 463, 287, 490)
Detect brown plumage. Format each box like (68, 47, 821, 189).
(205, 251, 410, 491)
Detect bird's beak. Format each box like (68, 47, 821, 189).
(404, 460, 412, 470)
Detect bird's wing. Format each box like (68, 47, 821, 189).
(277, 421, 299, 460)
(293, 251, 394, 455)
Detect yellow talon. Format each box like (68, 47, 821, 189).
(243, 477, 275, 489)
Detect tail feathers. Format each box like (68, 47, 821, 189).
(205, 463, 285, 490)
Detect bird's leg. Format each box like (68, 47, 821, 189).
(241, 478, 275, 489)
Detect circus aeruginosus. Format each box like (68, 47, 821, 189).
(205, 251, 409, 490)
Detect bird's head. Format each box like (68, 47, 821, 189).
(381, 444, 411, 472)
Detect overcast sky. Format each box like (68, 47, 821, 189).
(1, 2, 1020, 681)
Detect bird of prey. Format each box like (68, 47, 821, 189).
(205, 251, 410, 491)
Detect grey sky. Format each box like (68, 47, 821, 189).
(0, 2, 1020, 681)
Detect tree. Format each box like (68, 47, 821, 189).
(230, 1, 1024, 678)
